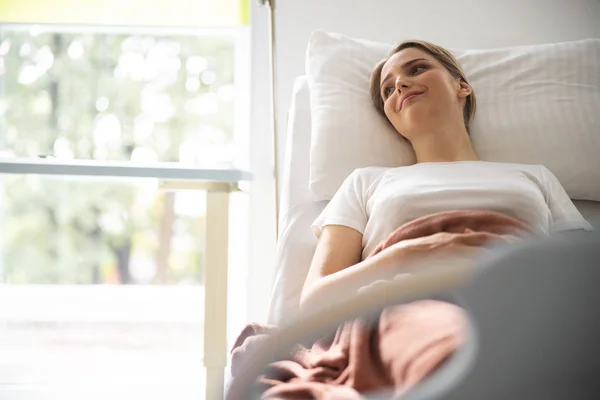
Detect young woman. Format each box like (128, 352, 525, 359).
(301, 40, 592, 310)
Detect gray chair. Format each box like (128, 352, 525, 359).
(402, 229, 600, 400)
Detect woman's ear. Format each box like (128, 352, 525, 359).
(458, 81, 472, 98)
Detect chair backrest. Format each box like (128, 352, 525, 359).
(404, 230, 600, 400)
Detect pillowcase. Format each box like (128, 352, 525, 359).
(306, 30, 600, 202)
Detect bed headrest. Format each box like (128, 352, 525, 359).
(306, 30, 600, 202)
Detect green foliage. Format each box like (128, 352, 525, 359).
(0, 28, 236, 284)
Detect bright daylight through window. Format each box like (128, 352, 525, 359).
(0, 1, 250, 398)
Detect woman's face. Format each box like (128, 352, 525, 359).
(379, 48, 470, 140)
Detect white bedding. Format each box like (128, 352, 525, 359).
(267, 76, 600, 325)
(278, 77, 313, 214)
(269, 76, 326, 324)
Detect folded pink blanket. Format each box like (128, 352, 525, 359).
(230, 210, 531, 399)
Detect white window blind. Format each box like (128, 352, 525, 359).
(0, 0, 249, 27)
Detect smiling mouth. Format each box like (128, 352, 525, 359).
(398, 92, 423, 111)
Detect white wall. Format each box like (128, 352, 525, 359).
(271, 0, 600, 168)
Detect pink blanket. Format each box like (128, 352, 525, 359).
(229, 210, 531, 399)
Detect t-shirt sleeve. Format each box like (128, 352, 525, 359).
(311, 169, 371, 239)
(540, 166, 594, 232)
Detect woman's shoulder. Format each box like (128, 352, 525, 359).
(345, 166, 394, 196)
(349, 166, 393, 182)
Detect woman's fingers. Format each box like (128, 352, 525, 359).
(395, 230, 521, 261)
(451, 231, 509, 246)
(452, 232, 520, 246)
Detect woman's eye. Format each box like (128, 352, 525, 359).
(383, 86, 394, 98)
(411, 64, 427, 74)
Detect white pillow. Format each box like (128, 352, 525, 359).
(306, 30, 600, 202)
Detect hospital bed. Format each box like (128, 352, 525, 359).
(227, 0, 600, 398)
(268, 75, 600, 327)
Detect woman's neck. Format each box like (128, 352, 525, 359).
(410, 123, 479, 164)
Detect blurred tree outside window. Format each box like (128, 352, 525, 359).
(0, 20, 246, 285)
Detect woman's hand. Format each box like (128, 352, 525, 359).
(357, 230, 519, 295)
(389, 230, 518, 260)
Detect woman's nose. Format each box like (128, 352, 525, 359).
(395, 76, 409, 90)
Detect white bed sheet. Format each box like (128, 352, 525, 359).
(267, 75, 600, 325)
(278, 76, 313, 214)
(269, 76, 325, 324)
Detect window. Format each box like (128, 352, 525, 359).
(0, 2, 250, 398)
(1, 29, 238, 165)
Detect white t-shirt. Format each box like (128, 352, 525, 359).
(312, 161, 592, 260)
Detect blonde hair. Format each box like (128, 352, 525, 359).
(369, 40, 476, 131)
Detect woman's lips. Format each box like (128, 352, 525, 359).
(398, 92, 424, 111)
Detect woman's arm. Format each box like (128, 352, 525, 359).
(300, 225, 416, 313)
(300, 226, 501, 313)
